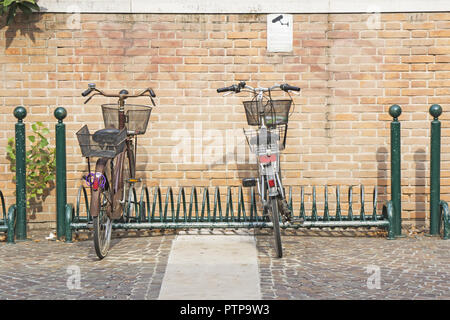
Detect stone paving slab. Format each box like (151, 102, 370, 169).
(255, 229, 450, 300)
(1, 228, 450, 300)
(0, 230, 175, 299)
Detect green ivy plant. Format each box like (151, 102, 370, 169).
(6, 122, 56, 208)
(0, 0, 40, 26)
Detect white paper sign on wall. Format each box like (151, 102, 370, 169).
(267, 14, 293, 52)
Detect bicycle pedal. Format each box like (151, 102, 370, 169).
(127, 178, 142, 183)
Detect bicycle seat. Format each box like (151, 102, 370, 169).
(249, 132, 279, 145)
(93, 128, 120, 144)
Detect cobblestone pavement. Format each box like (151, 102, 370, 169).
(1, 228, 450, 299)
(255, 229, 450, 300)
(0, 230, 175, 299)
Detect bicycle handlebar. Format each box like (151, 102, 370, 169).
(82, 83, 156, 104)
(217, 82, 300, 94)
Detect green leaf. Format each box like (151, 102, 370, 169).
(20, 1, 40, 12)
(3, 0, 14, 7)
(27, 135, 35, 143)
(41, 127, 49, 135)
(31, 123, 37, 132)
(6, 3, 16, 26)
(18, 3, 32, 15)
(36, 121, 44, 127)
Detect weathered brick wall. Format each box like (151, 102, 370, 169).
(0, 12, 449, 228)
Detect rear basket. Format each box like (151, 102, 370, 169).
(101, 104, 152, 135)
(243, 124, 288, 153)
(76, 125, 126, 158)
(242, 99, 291, 127)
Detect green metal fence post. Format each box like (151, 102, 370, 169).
(54, 107, 67, 239)
(429, 104, 442, 236)
(13, 107, 27, 240)
(389, 105, 402, 237)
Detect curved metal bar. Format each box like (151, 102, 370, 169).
(139, 185, 150, 222)
(312, 186, 317, 221)
(125, 185, 138, 222)
(348, 186, 354, 221)
(76, 185, 90, 222)
(6, 205, 16, 244)
(226, 186, 234, 221)
(201, 187, 210, 222)
(176, 187, 187, 222)
(151, 186, 162, 222)
(372, 186, 378, 221)
(336, 186, 342, 221)
(440, 200, 449, 240)
(163, 186, 175, 222)
(360, 184, 366, 222)
(250, 187, 258, 221)
(324, 185, 329, 221)
(0, 190, 6, 222)
(213, 187, 222, 222)
(64, 203, 73, 243)
(188, 186, 198, 222)
(237, 186, 247, 222)
(300, 186, 305, 220)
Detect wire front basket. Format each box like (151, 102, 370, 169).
(243, 124, 287, 153)
(242, 99, 292, 127)
(76, 125, 126, 158)
(101, 104, 152, 135)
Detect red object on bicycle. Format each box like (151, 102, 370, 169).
(268, 179, 275, 187)
(259, 154, 276, 163)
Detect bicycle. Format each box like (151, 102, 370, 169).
(217, 81, 301, 258)
(76, 83, 156, 259)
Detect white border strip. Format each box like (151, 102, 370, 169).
(38, 0, 450, 13)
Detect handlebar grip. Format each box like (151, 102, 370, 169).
(280, 84, 301, 92)
(82, 88, 93, 97)
(217, 85, 236, 93)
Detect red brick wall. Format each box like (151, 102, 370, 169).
(0, 12, 449, 228)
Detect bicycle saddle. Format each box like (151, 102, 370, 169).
(93, 128, 120, 144)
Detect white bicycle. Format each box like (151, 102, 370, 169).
(217, 82, 301, 258)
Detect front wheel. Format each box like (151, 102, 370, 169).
(93, 190, 112, 259)
(270, 197, 282, 258)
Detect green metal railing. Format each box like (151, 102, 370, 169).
(64, 184, 395, 242)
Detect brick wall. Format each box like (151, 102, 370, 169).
(0, 12, 449, 228)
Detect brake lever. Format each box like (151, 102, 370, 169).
(222, 92, 233, 97)
(84, 94, 96, 104)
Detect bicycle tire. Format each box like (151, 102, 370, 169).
(92, 159, 113, 259)
(270, 196, 283, 258)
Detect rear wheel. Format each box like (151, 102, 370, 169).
(270, 196, 282, 258)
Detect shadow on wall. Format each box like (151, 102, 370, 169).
(376, 147, 388, 208)
(1, 13, 44, 49)
(414, 148, 426, 228)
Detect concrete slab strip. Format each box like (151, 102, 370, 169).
(158, 234, 261, 300)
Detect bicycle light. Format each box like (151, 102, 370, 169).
(268, 179, 275, 188)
